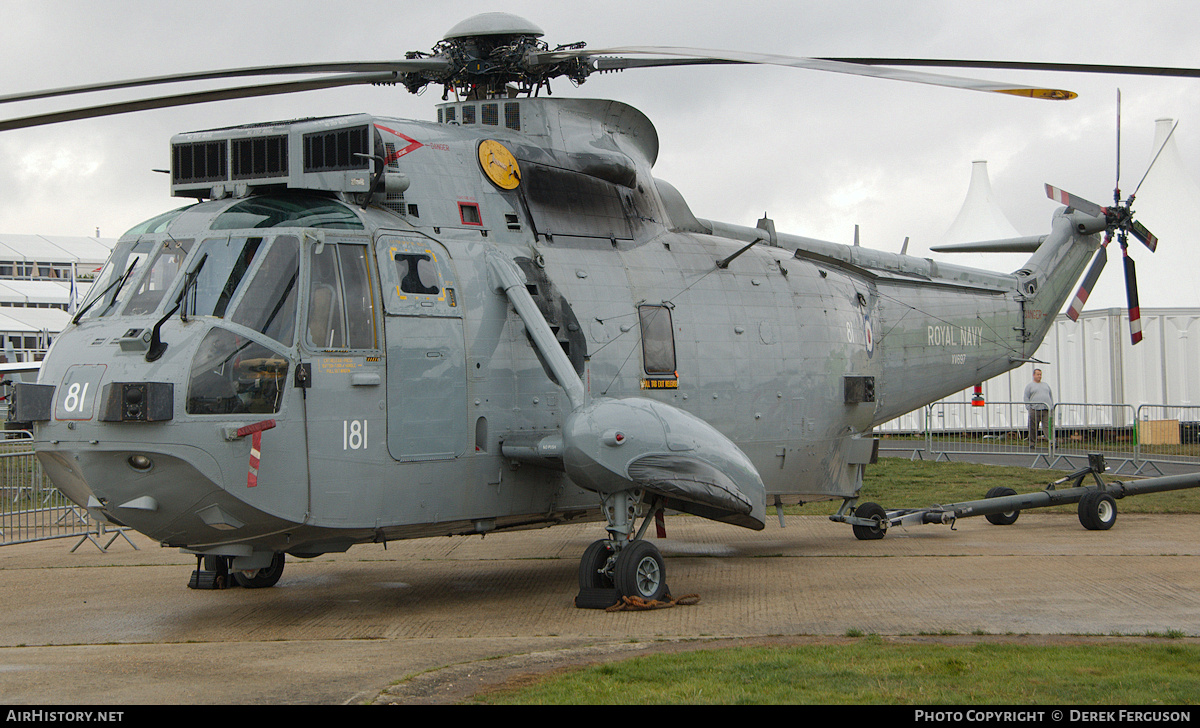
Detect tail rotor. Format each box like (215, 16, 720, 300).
(1045, 91, 1169, 345)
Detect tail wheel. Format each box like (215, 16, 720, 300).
(613, 540, 668, 602)
(984, 486, 1020, 526)
(1079, 491, 1117, 531)
(232, 552, 286, 588)
(851, 502, 888, 540)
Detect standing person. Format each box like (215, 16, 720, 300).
(1024, 368, 1054, 448)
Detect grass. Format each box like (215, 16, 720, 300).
(471, 640, 1200, 705)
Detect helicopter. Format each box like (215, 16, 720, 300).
(3, 12, 1196, 607)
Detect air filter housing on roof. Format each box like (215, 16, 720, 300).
(170, 115, 380, 199)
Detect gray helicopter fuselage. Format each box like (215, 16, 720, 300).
(26, 96, 1099, 561)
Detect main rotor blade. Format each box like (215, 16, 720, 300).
(540, 46, 1076, 99)
(820, 58, 1200, 80)
(0, 59, 448, 106)
(0, 72, 403, 132)
(1045, 184, 1104, 217)
(1066, 243, 1108, 321)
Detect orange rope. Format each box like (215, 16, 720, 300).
(605, 592, 700, 612)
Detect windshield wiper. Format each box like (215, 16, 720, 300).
(146, 253, 207, 363)
(71, 257, 140, 325)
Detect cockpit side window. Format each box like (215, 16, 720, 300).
(338, 245, 377, 349)
(185, 327, 289, 415)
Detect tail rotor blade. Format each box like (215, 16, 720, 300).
(1129, 219, 1158, 252)
(1067, 243, 1108, 321)
(1045, 184, 1104, 217)
(1122, 246, 1143, 345)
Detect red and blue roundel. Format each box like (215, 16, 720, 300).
(863, 313, 874, 357)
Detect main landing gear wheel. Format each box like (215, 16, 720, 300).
(1078, 491, 1117, 531)
(613, 540, 668, 602)
(232, 552, 286, 588)
(984, 486, 1020, 526)
(851, 501, 887, 540)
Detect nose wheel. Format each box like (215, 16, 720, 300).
(576, 537, 669, 608)
(576, 489, 672, 608)
(614, 540, 668, 602)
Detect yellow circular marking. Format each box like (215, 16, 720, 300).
(478, 140, 521, 190)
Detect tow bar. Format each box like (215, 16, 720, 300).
(831, 453, 1200, 540)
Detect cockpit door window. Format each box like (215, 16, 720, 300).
(305, 242, 377, 350)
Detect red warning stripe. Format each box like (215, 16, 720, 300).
(238, 420, 276, 488)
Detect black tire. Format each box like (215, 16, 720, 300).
(984, 486, 1020, 526)
(1079, 491, 1117, 531)
(232, 552, 285, 588)
(851, 502, 888, 540)
(578, 539, 616, 591)
(613, 540, 668, 602)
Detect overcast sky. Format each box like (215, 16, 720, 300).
(3, 0, 1198, 310)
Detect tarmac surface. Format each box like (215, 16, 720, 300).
(2, 511, 1200, 704)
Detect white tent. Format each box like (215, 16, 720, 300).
(938, 160, 1022, 246)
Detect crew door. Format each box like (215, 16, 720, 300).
(299, 239, 387, 525)
(375, 235, 467, 461)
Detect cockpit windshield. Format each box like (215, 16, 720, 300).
(182, 234, 301, 346)
(76, 196, 356, 347)
(74, 239, 151, 321)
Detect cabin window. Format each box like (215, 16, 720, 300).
(230, 235, 300, 346)
(306, 243, 376, 350)
(638, 304, 676, 375)
(186, 327, 289, 415)
(394, 253, 440, 295)
(458, 203, 482, 226)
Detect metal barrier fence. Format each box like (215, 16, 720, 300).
(0, 433, 135, 551)
(1134, 404, 1200, 471)
(878, 401, 1200, 474)
(1046, 403, 1139, 473)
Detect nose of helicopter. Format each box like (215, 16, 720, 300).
(36, 441, 233, 543)
(29, 315, 302, 548)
